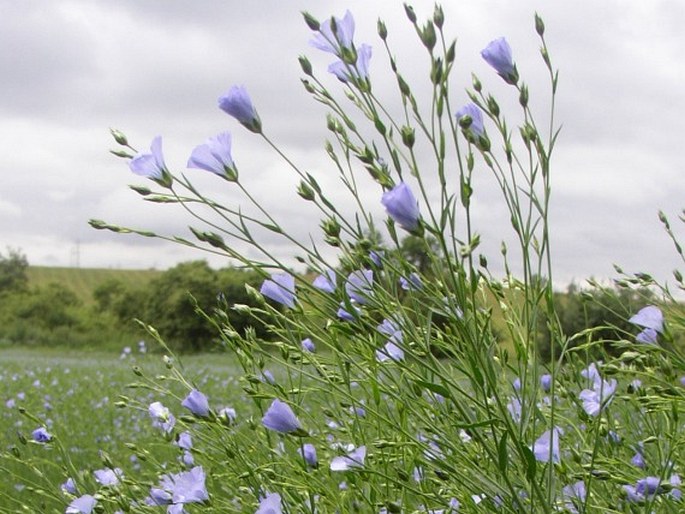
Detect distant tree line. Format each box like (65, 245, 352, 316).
(0, 249, 268, 352)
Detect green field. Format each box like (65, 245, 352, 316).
(27, 266, 163, 304)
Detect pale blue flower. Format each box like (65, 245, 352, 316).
(381, 182, 420, 232)
(149, 401, 175, 433)
(400, 272, 423, 291)
(329, 43, 372, 82)
(218, 85, 261, 133)
(129, 136, 172, 186)
(630, 306, 664, 333)
(94, 468, 122, 487)
(631, 450, 646, 469)
(187, 132, 237, 180)
(65, 495, 96, 514)
(299, 443, 318, 467)
(260, 273, 296, 309)
(310, 10, 355, 55)
(176, 432, 192, 451)
(153, 466, 209, 506)
(579, 377, 617, 417)
(337, 302, 360, 321)
(345, 270, 373, 304)
(61, 477, 77, 495)
(376, 341, 404, 362)
(313, 268, 336, 293)
(182, 389, 210, 418)
(256, 492, 282, 514)
(32, 426, 51, 443)
(532, 428, 561, 463)
(636, 327, 658, 344)
(540, 374, 552, 392)
(301, 338, 316, 353)
(330, 445, 366, 471)
(262, 399, 302, 434)
(561, 481, 586, 513)
(481, 37, 517, 84)
(456, 103, 485, 137)
(369, 250, 384, 267)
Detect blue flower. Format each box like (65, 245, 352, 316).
(561, 481, 586, 514)
(182, 389, 210, 418)
(369, 250, 384, 267)
(329, 44, 372, 82)
(65, 495, 97, 514)
(636, 327, 658, 344)
(310, 10, 355, 55)
(376, 341, 404, 362)
(345, 270, 373, 304)
(313, 268, 336, 293)
(129, 136, 172, 187)
(579, 376, 617, 417)
(400, 272, 423, 291)
(262, 399, 303, 434)
(624, 476, 662, 502)
(94, 468, 122, 487)
(299, 443, 318, 467)
(481, 37, 518, 84)
(540, 374, 552, 392)
(630, 306, 664, 333)
(61, 477, 77, 495)
(330, 445, 366, 471)
(218, 85, 261, 133)
(260, 273, 296, 309)
(631, 450, 646, 469)
(455, 103, 485, 138)
(532, 428, 561, 463)
(148, 401, 176, 433)
(381, 182, 420, 232)
(187, 132, 238, 181)
(152, 466, 209, 506)
(301, 338, 316, 353)
(337, 302, 360, 321)
(31, 426, 51, 443)
(256, 492, 282, 514)
(176, 432, 193, 451)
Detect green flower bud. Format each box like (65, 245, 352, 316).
(401, 125, 415, 148)
(297, 180, 315, 201)
(519, 83, 529, 108)
(421, 22, 436, 51)
(110, 128, 128, 146)
(298, 56, 313, 76)
(404, 4, 417, 23)
(377, 19, 388, 40)
(433, 5, 445, 28)
(535, 13, 545, 36)
(472, 73, 482, 92)
(302, 12, 320, 31)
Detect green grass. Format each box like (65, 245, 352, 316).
(27, 266, 162, 304)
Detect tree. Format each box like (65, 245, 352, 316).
(0, 247, 28, 293)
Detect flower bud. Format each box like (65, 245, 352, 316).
(377, 19, 388, 40)
(302, 12, 320, 31)
(297, 181, 315, 201)
(535, 13, 545, 36)
(519, 84, 529, 108)
(433, 5, 444, 28)
(298, 56, 313, 76)
(472, 73, 482, 92)
(110, 149, 133, 159)
(486, 95, 500, 117)
(401, 126, 415, 148)
(397, 75, 411, 97)
(110, 128, 128, 146)
(421, 22, 436, 51)
(445, 41, 456, 64)
(404, 4, 417, 23)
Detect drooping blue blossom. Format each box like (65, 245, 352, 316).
(345, 270, 373, 304)
(376, 341, 404, 362)
(310, 10, 355, 55)
(377, 318, 401, 339)
(94, 468, 122, 487)
(400, 272, 423, 291)
(624, 476, 662, 502)
(481, 37, 518, 84)
(330, 445, 366, 471)
(381, 182, 420, 232)
(636, 327, 658, 344)
(148, 401, 176, 434)
(329, 44, 372, 82)
(312, 268, 336, 293)
(187, 132, 238, 181)
(218, 406, 237, 423)
(670, 474, 682, 500)
(129, 136, 172, 187)
(631, 449, 646, 469)
(507, 397, 522, 422)
(512, 377, 522, 392)
(150, 466, 209, 507)
(182, 389, 210, 418)
(532, 427, 561, 463)
(455, 103, 485, 137)
(561, 481, 586, 514)
(65, 494, 97, 514)
(579, 369, 617, 417)
(369, 250, 384, 267)
(337, 302, 360, 321)
(301, 338, 316, 353)
(256, 492, 282, 514)
(262, 399, 302, 434)
(32, 426, 51, 443)
(299, 443, 318, 467)
(540, 374, 552, 392)
(176, 432, 193, 451)
(629, 305, 664, 333)
(218, 85, 262, 133)
(260, 273, 297, 309)
(61, 477, 77, 495)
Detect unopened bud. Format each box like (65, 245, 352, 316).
(472, 73, 482, 92)
(404, 4, 417, 23)
(110, 128, 128, 146)
(534, 13, 545, 36)
(297, 181, 315, 201)
(377, 19, 388, 40)
(298, 56, 312, 76)
(433, 5, 444, 28)
(302, 12, 319, 31)
(519, 84, 529, 108)
(421, 22, 436, 51)
(401, 126, 415, 148)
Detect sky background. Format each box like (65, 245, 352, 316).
(2, 0, 683, 289)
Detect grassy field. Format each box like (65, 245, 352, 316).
(27, 266, 163, 304)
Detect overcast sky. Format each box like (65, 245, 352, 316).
(1, 0, 683, 288)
